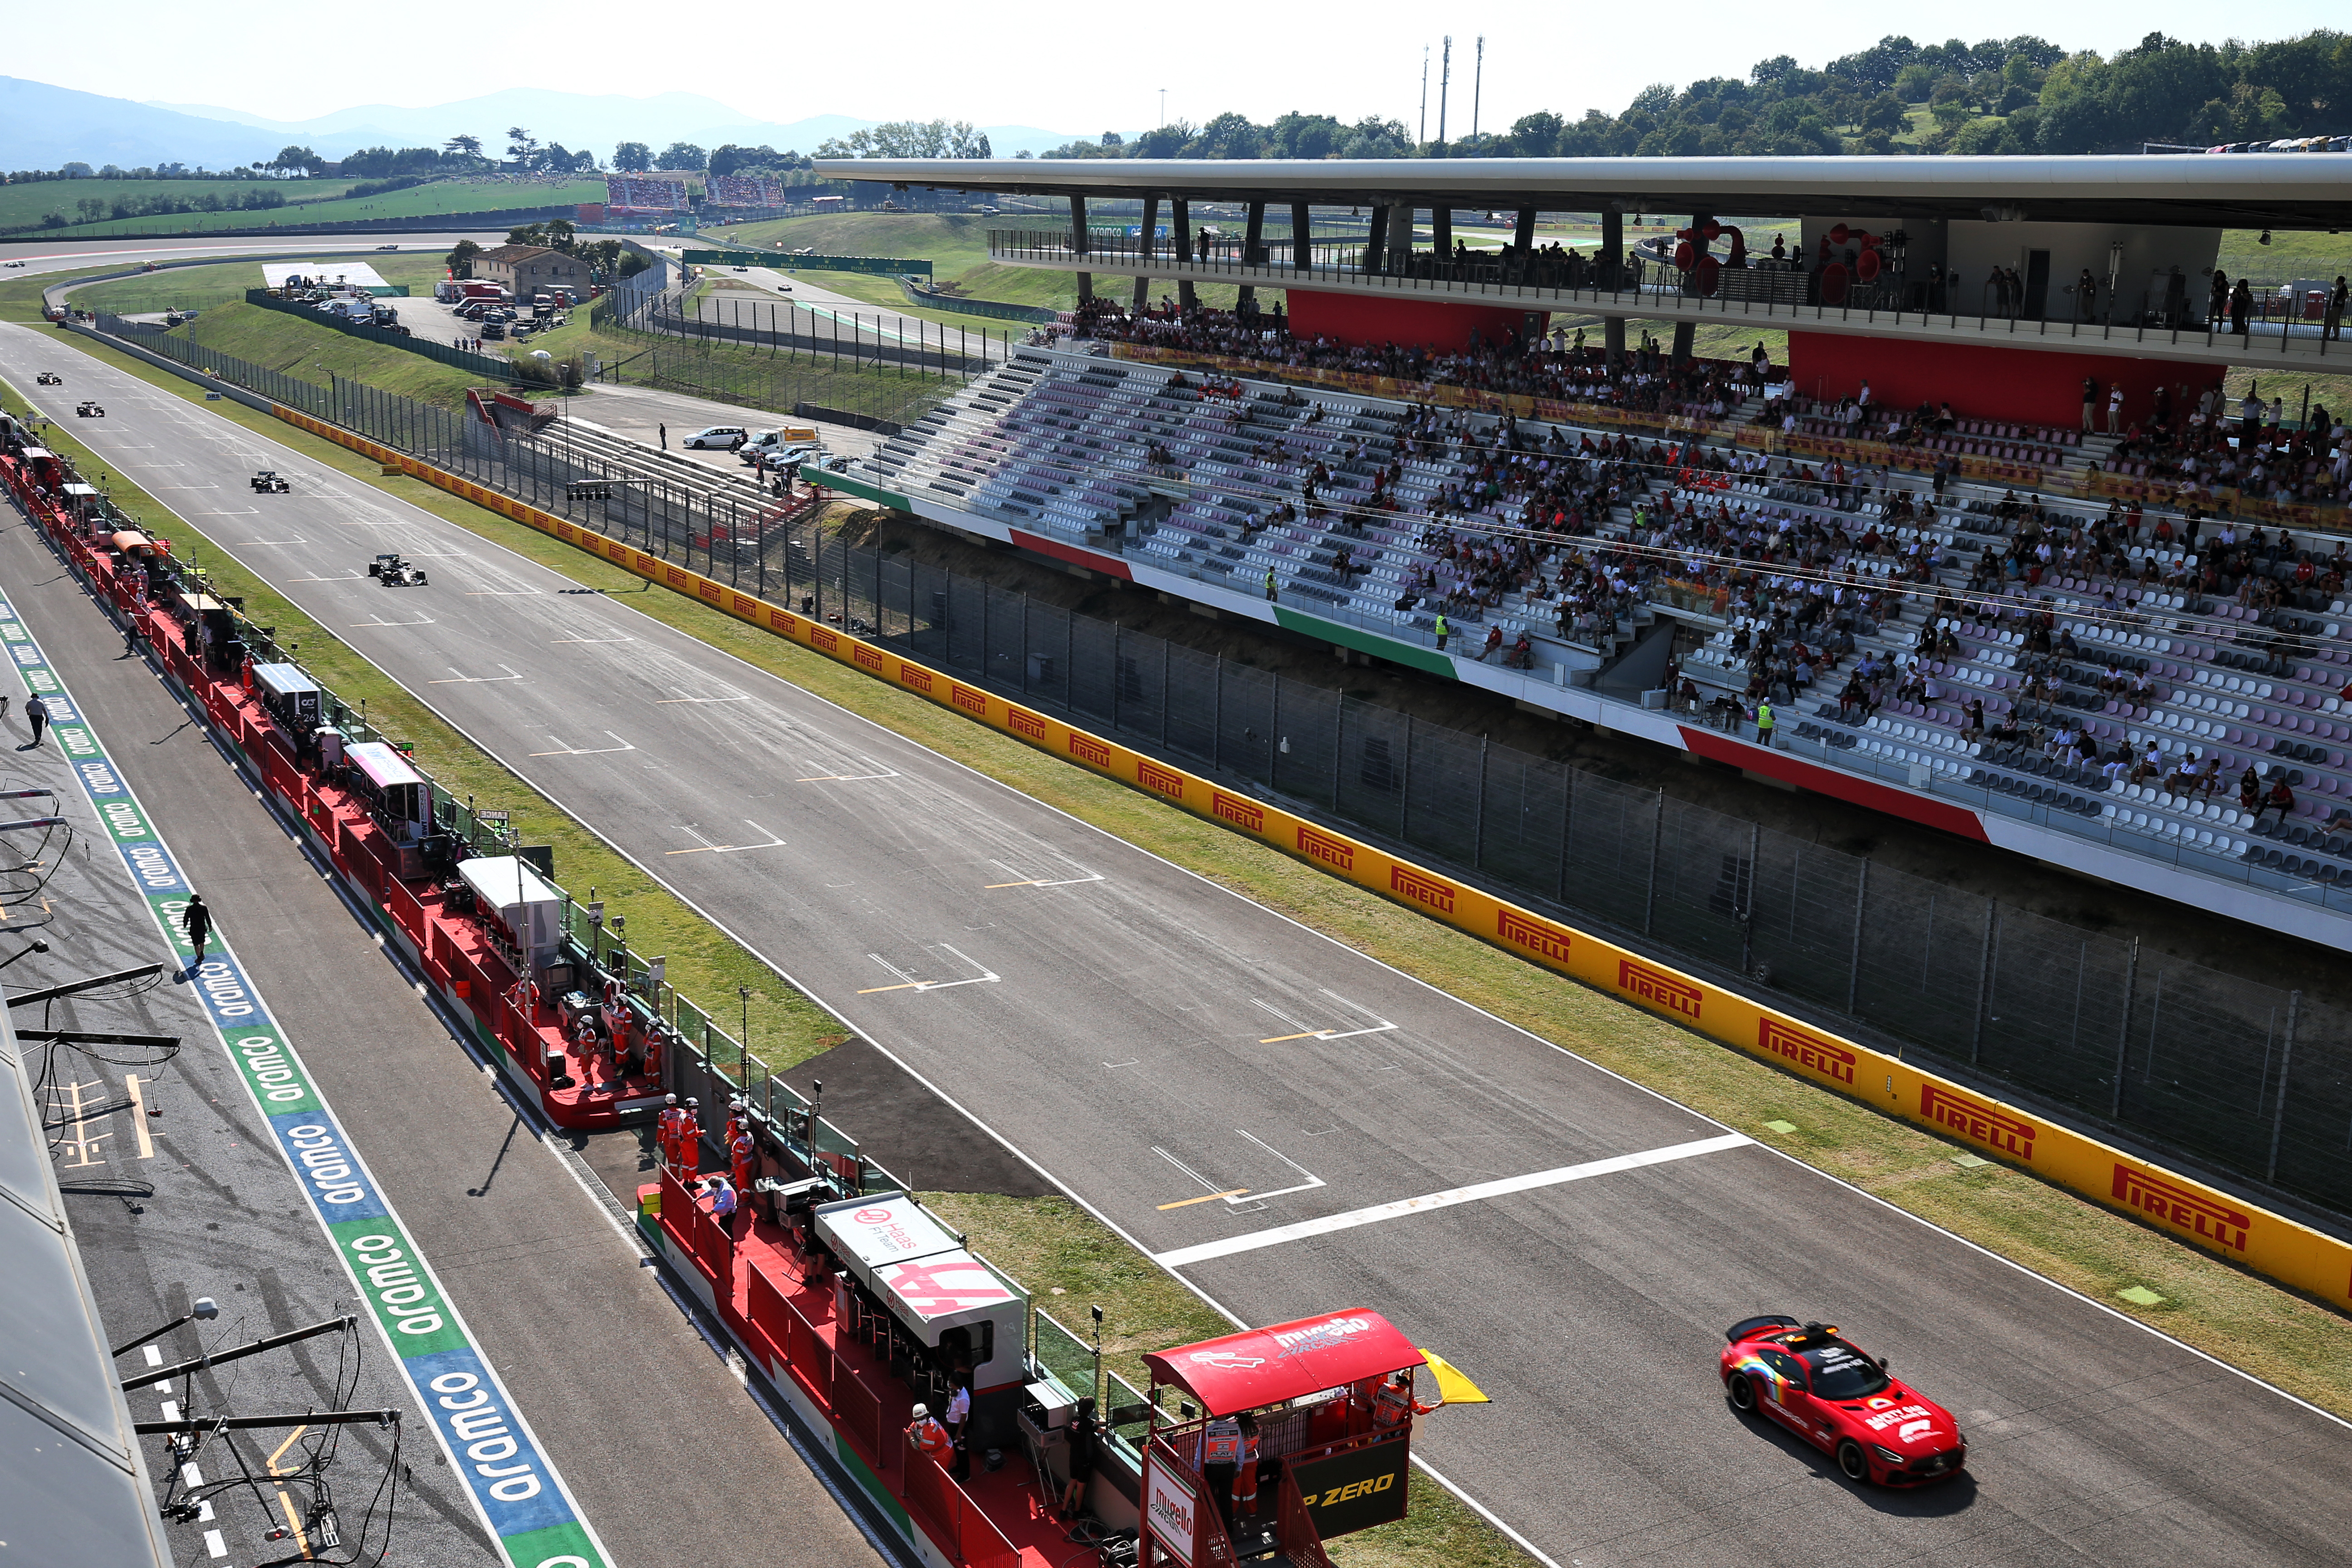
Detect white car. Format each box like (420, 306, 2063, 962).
(681, 426, 747, 451)
(2, 260, 23, 269)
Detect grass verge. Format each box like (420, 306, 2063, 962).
(172, 302, 492, 409)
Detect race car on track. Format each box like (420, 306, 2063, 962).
(367, 552, 427, 587)
(1720, 1317, 1966, 1485)
(250, 470, 290, 493)
(36, 372, 61, 385)
(76, 400, 105, 417)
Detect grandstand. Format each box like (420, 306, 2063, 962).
(706, 174, 786, 208)
(604, 175, 689, 213)
(815, 152, 2352, 947)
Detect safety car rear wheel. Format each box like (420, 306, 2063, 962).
(1725, 1372, 1757, 1414)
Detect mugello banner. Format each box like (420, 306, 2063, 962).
(275, 404, 2352, 1318)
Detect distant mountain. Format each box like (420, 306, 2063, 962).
(149, 88, 1081, 160)
(0, 76, 284, 169)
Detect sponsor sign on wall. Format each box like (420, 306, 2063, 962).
(1290, 1431, 1411, 1538)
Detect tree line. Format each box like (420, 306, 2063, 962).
(1036, 28, 2350, 161)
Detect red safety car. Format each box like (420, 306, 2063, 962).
(1718, 1316, 1966, 1485)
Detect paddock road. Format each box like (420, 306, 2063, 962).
(10, 323, 2352, 1568)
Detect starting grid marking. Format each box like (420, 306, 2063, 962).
(0, 584, 613, 1568)
(1153, 1133, 1754, 1269)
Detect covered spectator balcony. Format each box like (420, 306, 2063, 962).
(816, 153, 2352, 408)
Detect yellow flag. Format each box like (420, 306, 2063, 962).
(1417, 1349, 1490, 1405)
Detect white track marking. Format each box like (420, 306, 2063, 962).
(1156, 1133, 1754, 1267)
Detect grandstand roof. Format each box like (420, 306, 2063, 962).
(810, 153, 2352, 230)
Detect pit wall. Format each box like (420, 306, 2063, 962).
(265, 401, 2352, 1318)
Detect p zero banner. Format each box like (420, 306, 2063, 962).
(273, 403, 2352, 1318)
(0, 582, 613, 1568)
(1290, 1431, 1412, 1538)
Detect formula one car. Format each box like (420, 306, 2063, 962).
(367, 552, 427, 587)
(76, 400, 105, 417)
(250, 470, 290, 493)
(35, 371, 60, 385)
(1720, 1317, 1966, 1486)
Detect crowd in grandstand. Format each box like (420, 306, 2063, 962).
(1048, 297, 1760, 422)
(1048, 289, 2352, 514)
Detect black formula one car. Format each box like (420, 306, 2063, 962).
(75, 400, 105, 417)
(250, 470, 290, 493)
(367, 552, 428, 587)
(35, 372, 61, 386)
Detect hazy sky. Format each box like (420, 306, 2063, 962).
(47, 0, 2352, 134)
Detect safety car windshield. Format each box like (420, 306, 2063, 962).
(1798, 1342, 1890, 1401)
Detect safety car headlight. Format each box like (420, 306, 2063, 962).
(1870, 1445, 1905, 1465)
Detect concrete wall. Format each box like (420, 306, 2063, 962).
(1944, 220, 2221, 313)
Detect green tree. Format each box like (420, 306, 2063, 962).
(813, 121, 991, 159)
(444, 134, 483, 159)
(657, 141, 709, 171)
(446, 239, 482, 279)
(613, 141, 652, 172)
(1859, 92, 1910, 133)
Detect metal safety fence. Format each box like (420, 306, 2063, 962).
(95, 316, 2352, 1221)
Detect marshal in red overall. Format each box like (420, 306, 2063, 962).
(1718, 1316, 1967, 1486)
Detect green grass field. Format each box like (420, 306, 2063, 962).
(172, 300, 489, 409)
(0, 177, 363, 231)
(69, 250, 456, 315)
(17, 176, 607, 239)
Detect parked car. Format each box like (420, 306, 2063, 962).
(682, 426, 748, 451)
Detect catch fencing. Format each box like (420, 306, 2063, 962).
(91, 316, 2352, 1223)
(648, 290, 1001, 373)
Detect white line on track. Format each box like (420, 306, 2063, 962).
(1155, 1133, 1754, 1268)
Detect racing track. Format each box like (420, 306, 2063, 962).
(11, 325, 2352, 1568)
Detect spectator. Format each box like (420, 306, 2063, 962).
(2259, 776, 2296, 828)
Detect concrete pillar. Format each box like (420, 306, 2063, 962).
(1133, 194, 1159, 311)
(1671, 320, 1695, 363)
(1514, 206, 1537, 252)
(1604, 315, 1625, 365)
(1601, 208, 1623, 293)
(1389, 207, 1417, 273)
(1070, 193, 1092, 303)
(1432, 206, 1452, 270)
(1292, 202, 1312, 269)
(1171, 197, 1196, 310)
(1364, 205, 1388, 274)
(1239, 200, 1265, 307)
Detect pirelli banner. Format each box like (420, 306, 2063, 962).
(277, 403, 2352, 1316)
